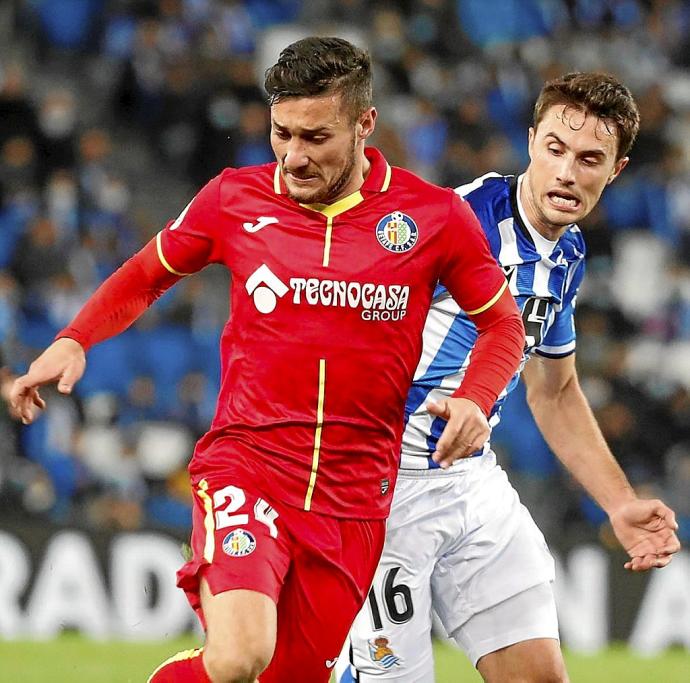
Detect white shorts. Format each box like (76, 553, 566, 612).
(336, 452, 558, 682)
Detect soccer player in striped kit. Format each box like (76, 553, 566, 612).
(339, 73, 681, 683)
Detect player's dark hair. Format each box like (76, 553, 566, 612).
(264, 36, 372, 120)
(533, 72, 640, 159)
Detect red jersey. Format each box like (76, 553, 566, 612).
(156, 147, 510, 519)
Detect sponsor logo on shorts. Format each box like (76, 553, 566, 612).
(368, 636, 401, 669)
(375, 211, 418, 253)
(380, 478, 390, 495)
(221, 529, 256, 557)
(325, 657, 338, 669)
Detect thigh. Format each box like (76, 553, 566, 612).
(453, 581, 562, 673)
(261, 517, 386, 683)
(200, 580, 277, 674)
(336, 476, 458, 683)
(336, 550, 435, 682)
(177, 476, 292, 628)
(477, 638, 568, 683)
(431, 468, 555, 637)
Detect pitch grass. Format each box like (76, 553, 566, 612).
(0, 635, 688, 682)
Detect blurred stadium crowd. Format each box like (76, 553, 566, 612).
(0, 0, 689, 545)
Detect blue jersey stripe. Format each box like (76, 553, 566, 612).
(516, 260, 535, 291)
(404, 310, 475, 419)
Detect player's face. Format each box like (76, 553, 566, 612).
(523, 104, 629, 239)
(270, 93, 376, 204)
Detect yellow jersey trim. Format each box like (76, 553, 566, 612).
(147, 648, 203, 682)
(323, 217, 333, 267)
(156, 232, 190, 277)
(381, 162, 392, 192)
(465, 279, 509, 316)
(301, 192, 364, 267)
(196, 479, 215, 563)
(273, 165, 282, 194)
(304, 359, 326, 511)
(300, 190, 364, 219)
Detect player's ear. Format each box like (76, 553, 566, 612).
(527, 126, 536, 158)
(608, 156, 628, 184)
(358, 107, 376, 141)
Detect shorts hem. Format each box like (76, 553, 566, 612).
(177, 558, 280, 630)
(440, 574, 555, 635)
(450, 582, 560, 667)
(468, 632, 560, 668)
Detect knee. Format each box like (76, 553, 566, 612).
(203, 643, 272, 683)
(540, 667, 569, 683)
(533, 672, 568, 683)
(530, 656, 569, 683)
(519, 664, 569, 683)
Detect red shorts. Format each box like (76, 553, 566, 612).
(177, 472, 386, 682)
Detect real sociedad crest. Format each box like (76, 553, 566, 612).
(368, 636, 401, 669)
(376, 211, 418, 253)
(222, 529, 256, 557)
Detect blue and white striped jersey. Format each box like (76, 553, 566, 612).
(401, 173, 586, 470)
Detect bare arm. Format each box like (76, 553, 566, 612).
(10, 177, 221, 424)
(10, 239, 181, 423)
(522, 353, 680, 570)
(522, 353, 633, 512)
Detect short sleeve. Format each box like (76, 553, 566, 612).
(535, 259, 585, 358)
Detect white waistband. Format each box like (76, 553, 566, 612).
(399, 446, 495, 477)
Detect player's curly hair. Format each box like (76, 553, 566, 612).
(533, 72, 640, 159)
(264, 36, 373, 121)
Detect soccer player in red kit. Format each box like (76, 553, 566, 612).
(11, 38, 525, 682)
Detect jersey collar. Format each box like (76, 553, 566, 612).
(515, 174, 560, 256)
(360, 146, 393, 194)
(509, 175, 533, 246)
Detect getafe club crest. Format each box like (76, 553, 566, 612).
(376, 211, 418, 253)
(222, 529, 256, 557)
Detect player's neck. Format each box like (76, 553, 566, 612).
(328, 149, 371, 204)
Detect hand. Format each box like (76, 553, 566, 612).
(609, 498, 681, 571)
(10, 337, 86, 424)
(427, 397, 489, 469)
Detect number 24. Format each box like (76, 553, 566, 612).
(212, 485, 279, 538)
